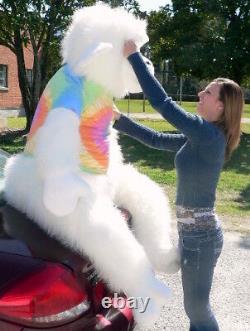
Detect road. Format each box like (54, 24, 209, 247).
(135, 229, 250, 331)
(127, 112, 250, 124)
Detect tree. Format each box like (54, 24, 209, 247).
(101, 0, 142, 15)
(147, 0, 250, 84)
(203, 0, 250, 84)
(0, 0, 95, 131)
(147, 3, 206, 80)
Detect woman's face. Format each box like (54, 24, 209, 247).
(197, 82, 224, 122)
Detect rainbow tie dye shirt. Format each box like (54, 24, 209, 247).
(25, 65, 113, 174)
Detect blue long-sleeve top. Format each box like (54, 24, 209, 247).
(113, 52, 226, 208)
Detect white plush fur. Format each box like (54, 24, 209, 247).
(4, 3, 179, 328)
(62, 2, 152, 97)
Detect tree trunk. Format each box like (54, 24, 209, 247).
(231, 62, 243, 85)
(14, 31, 33, 132)
(31, 46, 42, 120)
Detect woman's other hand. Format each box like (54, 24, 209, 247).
(112, 104, 121, 121)
(123, 40, 139, 58)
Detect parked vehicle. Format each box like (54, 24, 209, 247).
(0, 151, 134, 331)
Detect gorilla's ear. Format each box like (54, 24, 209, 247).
(75, 42, 113, 71)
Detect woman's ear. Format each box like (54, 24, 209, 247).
(74, 42, 114, 71)
(217, 101, 224, 117)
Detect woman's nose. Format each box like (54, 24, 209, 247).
(198, 90, 203, 98)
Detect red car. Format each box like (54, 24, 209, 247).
(0, 151, 134, 331)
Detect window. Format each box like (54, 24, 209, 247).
(26, 69, 33, 86)
(0, 65, 8, 88)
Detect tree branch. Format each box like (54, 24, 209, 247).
(0, 26, 15, 48)
(37, 22, 47, 50)
(0, 2, 11, 12)
(0, 39, 16, 53)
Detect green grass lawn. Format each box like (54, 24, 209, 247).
(7, 117, 27, 130)
(5, 100, 250, 131)
(1, 116, 250, 221)
(117, 120, 250, 219)
(115, 99, 250, 118)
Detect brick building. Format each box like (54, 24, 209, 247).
(0, 45, 33, 116)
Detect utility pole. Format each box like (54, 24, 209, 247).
(127, 94, 130, 116)
(179, 75, 183, 105)
(143, 93, 146, 112)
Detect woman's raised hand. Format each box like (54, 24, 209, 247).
(123, 40, 139, 58)
(112, 104, 121, 121)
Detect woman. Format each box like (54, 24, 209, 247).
(113, 40, 244, 331)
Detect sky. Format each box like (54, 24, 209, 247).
(137, 0, 172, 12)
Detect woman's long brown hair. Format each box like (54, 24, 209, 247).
(213, 78, 244, 160)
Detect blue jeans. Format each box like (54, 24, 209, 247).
(178, 225, 223, 331)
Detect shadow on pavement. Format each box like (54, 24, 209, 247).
(238, 235, 250, 250)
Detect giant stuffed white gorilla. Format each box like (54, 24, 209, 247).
(4, 3, 179, 327)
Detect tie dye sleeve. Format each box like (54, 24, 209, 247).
(28, 65, 84, 139)
(51, 65, 84, 118)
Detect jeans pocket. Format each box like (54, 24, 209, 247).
(180, 237, 200, 270)
(182, 236, 200, 251)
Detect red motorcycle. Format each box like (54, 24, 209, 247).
(0, 151, 134, 331)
